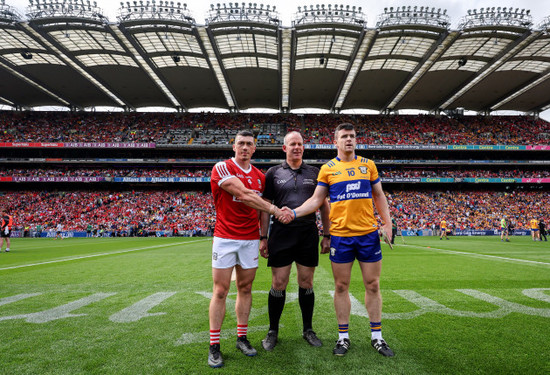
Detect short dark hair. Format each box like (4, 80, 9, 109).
(236, 130, 254, 139)
(335, 123, 355, 139)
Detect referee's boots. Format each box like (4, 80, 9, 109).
(262, 330, 278, 351)
(303, 329, 322, 347)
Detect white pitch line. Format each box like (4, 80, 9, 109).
(404, 244, 550, 267)
(9, 238, 173, 251)
(0, 239, 210, 271)
(4, 240, 108, 251)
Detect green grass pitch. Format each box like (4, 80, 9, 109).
(1, 236, 549, 374)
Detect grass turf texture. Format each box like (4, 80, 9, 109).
(0, 236, 549, 374)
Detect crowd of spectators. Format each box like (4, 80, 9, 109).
(387, 190, 548, 232)
(1, 189, 547, 235)
(378, 168, 550, 179)
(0, 168, 211, 178)
(2, 167, 549, 179)
(0, 190, 214, 236)
(1, 111, 548, 145)
(299, 114, 550, 145)
(1, 111, 548, 236)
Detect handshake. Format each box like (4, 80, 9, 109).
(271, 205, 297, 224)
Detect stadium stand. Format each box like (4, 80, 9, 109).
(1, 188, 547, 236)
(0, 190, 215, 237)
(0, 111, 548, 237)
(387, 190, 548, 232)
(1, 112, 549, 146)
(1, 167, 550, 179)
(0, 168, 212, 178)
(0, 2, 549, 238)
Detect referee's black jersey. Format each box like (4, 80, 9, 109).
(263, 161, 319, 226)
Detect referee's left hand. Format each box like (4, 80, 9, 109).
(259, 238, 269, 258)
(320, 237, 330, 254)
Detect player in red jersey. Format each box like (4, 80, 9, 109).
(208, 130, 289, 368)
(0, 210, 13, 252)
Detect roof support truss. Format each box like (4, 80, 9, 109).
(0, 54, 70, 106)
(438, 30, 539, 110)
(110, 24, 182, 108)
(384, 31, 457, 111)
(197, 26, 236, 109)
(280, 28, 292, 110)
(333, 29, 374, 110)
(23, 22, 127, 108)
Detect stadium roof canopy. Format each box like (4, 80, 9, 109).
(1, 1, 550, 114)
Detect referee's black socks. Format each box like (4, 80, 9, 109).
(268, 287, 286, 332)
(299, 287, 315, 332)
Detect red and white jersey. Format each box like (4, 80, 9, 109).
(211, 158, 265, 240)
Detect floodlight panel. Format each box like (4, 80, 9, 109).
(134, 32, 202, 54)
(151, 55, 209, 68)
(134, 32, 166, 53)
(256, 56, 278, 69)
(429, 59, 485, 72)
(222, 56, 278, 69)
(48, 29, 125, 52)
(324, 57, 349, 70)
(382, 58, 418, 71)
(90, 30, 126, 51)
(443, 38, 491, 58)
(162, 32, 202, 54)
(474, 40, 507, 58)
(361, 58, 416, 72)
(294, 58, 316, 70)
(76, 53, 138, 67)
(215, 33, 255, 55)
(0, 29, 44, 50)
(2, 52, 65, 66)
(252, 33, 278, 55)
(296, 34, 356, 56)
(294, 57, 348, 70)
(49, 29, 102, 51)
(330, 35, 358, 56)
(392, 37, 434, 58)
(498, 60, 550, 74)
(515, 40, 550, 58)
(361, 59, 385, 70)
(368, 36, 399, 56)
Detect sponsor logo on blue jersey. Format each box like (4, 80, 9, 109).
(346, 181, 361, 192)
(331, 179, 372, 202)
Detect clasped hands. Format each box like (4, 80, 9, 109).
(273, 206, 295, 224)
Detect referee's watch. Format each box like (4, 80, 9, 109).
(323, 234, 331, 239)
(260, 236, 268, 240)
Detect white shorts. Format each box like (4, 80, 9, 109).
(212, 237, 259, 269)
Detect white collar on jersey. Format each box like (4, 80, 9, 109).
(231, 157, 252, 174)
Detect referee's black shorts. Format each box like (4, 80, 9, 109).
(267, 223, 319, 268)
(1, 229, 11, 238)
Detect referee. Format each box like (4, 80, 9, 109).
(259, 131, 331, 351)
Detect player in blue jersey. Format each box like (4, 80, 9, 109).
(280, 123, 395, 357)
